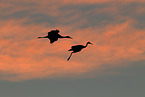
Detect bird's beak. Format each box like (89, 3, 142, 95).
(70, 37, 73, 39)
(90, 43, 93, 45)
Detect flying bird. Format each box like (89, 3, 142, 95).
(67, 41, 93, 61)
(38, 29, 73, 44)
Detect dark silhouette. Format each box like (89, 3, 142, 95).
(67, 41, 93, 61)
(38, 29, 73, 44)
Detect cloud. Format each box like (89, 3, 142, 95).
(0, 18, 145, 81)
(1, 0, 145, 28)
(0, 0, 145, 81)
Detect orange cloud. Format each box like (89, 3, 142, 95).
(1, 0, 144, 15)
(0, 19, 145, 81)
(36, 0, 145, 5)
(60, 0, 145, 5)
(0, 0, 145, 81)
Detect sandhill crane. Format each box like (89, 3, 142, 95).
(38, 29, 72, 44)
(67, 42, 93, 61)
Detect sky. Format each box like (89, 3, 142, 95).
(0, 0, 145, 97)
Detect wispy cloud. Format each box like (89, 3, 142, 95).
(0, 0, 145, 81)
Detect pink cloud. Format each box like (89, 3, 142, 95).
(0, 0, 145, 81)
(0, 19, 145, 81)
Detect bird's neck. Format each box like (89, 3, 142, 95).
(40, 36, 48, 38)
(59, 36, 68, 38)
(84, 43, 89, 48)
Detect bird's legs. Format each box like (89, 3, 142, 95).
(37, 36, 48, 39)
(67, 52, 74, 61)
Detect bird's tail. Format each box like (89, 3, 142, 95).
(37, 36, 48, 39)
(68, 49, 73, 51)
(37, 37, 42, 39)
(67, 52, 73, 61)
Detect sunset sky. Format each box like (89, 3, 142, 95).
(0, 0, 145, 97)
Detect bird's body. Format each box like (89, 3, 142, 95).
(68, 45, 85, 52)
(47, 30, 60, 43)
(67, 42, 93, 61)
(38, 29, 72, 44)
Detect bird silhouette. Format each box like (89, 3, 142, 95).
(38, 29, 73, 44)
(67, 41, 93, 61)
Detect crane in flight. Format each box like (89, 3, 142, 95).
(38, 29, 72, 44)
(67, 41, 93, 61)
